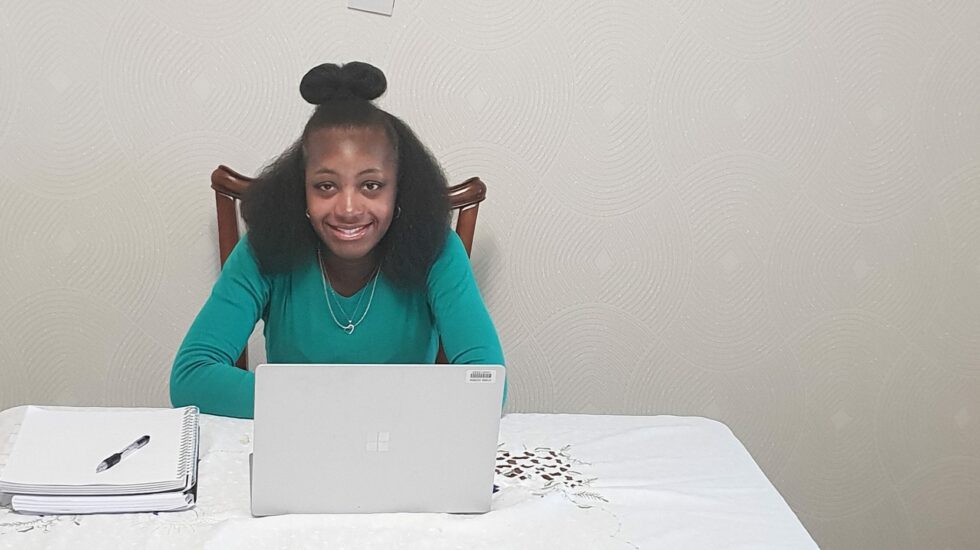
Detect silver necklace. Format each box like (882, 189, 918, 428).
(317, 248, 380, 335)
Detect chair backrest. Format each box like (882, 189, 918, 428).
(210, 164, 487, 369)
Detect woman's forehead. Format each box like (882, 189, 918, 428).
(305, 126, 396, 165)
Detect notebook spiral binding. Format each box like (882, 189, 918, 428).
(176, 406, 199, 479)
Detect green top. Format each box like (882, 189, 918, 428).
(170, 230, 504, 418)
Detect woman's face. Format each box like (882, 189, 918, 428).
(304, 126, 397, 264)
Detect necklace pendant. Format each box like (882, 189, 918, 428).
(342, 323, 355, 335)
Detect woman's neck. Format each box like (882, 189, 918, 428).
(319, 249, 380, 297)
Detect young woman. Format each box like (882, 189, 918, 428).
(170, 62, 504, 418)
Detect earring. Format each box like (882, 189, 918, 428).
(305, 210, 311, 219)
(395, 206, 402, 219)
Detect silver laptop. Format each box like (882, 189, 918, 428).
(250, 363, 505, 516)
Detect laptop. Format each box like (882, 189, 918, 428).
(250, 363, 505, 516)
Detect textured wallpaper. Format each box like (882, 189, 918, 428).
(1, 1, 978, 548)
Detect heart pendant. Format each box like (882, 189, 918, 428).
(343, 323, 355, 335)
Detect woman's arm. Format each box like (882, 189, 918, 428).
(426, 231, 505, 366)
(169, 236, 269, 418)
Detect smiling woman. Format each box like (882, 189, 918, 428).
(169, 62, 504, 418)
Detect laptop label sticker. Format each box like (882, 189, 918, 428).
(466, 370, 496, 383)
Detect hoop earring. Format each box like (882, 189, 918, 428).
(305, 210, 311, 219)
(395, 206, 402, 219)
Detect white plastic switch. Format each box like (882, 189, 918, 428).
(348, 0, 394, 16)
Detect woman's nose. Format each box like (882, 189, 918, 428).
(338, 188, 361, 215)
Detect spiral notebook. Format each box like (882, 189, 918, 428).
(0, 406, 199, 514)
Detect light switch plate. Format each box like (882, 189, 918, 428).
(348, 0, 394, 16)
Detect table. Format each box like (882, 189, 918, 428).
(0, 407, 817, 549)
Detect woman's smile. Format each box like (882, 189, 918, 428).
(327, 221, 372, 240)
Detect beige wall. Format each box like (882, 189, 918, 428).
(0, 1, 978, 547)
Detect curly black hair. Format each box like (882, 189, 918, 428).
(241, 62, 450, 289)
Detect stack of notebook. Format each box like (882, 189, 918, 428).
(0, 406, 199, 514)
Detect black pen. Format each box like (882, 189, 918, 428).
(96, 435, 151, 473)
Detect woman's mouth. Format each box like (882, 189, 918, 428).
(328, 223, 371, 241)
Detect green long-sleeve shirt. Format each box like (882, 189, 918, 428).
(170, 230, 504, 418)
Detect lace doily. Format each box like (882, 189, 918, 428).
(494, 445, 608, 508)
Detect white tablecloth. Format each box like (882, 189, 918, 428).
(0, 407, 817, 549)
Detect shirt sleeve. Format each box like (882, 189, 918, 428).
(169, 236, 268, 418)
(427, 231, 505, 366)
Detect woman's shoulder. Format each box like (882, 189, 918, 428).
(425, 229, 472, 287)
(432, 229, 467, 265)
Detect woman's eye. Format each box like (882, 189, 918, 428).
(363, 181, 383, 191)
(314, 182, 335, 191)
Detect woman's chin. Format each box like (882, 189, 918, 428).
(320, 239, 378, 264)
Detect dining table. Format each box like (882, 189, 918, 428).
(0, 406, 817, 549)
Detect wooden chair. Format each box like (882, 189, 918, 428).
(210, 164, 487, 369)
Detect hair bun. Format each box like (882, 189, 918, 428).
(300, 61, 387, 104)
